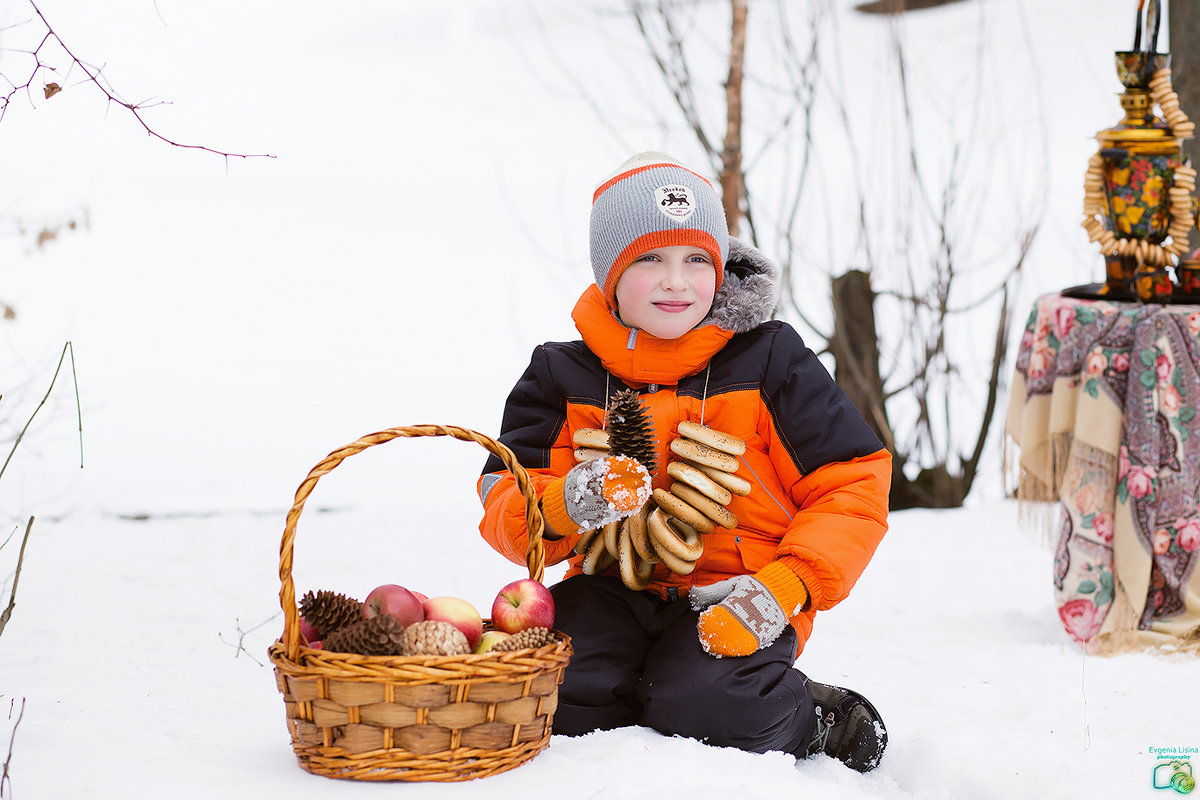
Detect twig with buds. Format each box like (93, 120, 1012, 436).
(1, 1, 273, 161)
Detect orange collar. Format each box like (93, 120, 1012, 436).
(571, 285, 734, 385)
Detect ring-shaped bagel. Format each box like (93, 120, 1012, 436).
(653, 488, 715, 534)
(572, 427, 610, 450)
(618, 521, 654, 591)
(670, 481, 738, 530)
(647, 505, 704, 560)
(573, 527, 600, 555)
(582, 530, 616, 574)
(669, 438, 739, 473)
(574, 446, 609, 463)
(690, 460, 752, 497)
(626, 507, 659, 563)
(648, 509, 700, 575)
(677, 420, 747, 456)
(602, 519, 621, 559)
(667, 460, 732, 505)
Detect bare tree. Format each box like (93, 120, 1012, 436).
(559, 0, 1045, 508)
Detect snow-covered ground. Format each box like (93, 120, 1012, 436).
(3, 500, 1196, 799)
(2, 0, 1196, 797)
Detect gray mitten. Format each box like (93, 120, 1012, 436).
(689, 562, 809, 657)
(541, 455, 652, 536)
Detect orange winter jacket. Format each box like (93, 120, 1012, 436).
(478, 239, 890, 656)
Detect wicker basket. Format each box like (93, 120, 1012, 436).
(267, 424, 572, 781)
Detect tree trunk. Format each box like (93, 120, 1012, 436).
(1170, 0, 1200, 170)
(721, 0, 747, 236)
(830, 271, 892, 449)
(830, 270, 968, 509)
(891, 466, 965, 510)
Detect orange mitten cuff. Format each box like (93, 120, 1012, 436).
(540, 477, 576, 539)
(754, 560, 810, 617)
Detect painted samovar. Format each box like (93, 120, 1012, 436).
(1081, 0, 1197, 301)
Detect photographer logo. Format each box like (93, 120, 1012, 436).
(1150, 747, 1196, 794)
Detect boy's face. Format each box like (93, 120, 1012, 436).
(613, 245, 717, 339)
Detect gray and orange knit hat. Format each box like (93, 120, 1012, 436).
(589, 152, 729, 308)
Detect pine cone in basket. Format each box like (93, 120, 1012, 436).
(493, 626, 558, 651)
(399, 620, 471, 656)
(323, 614, 407, 656)
(299, 589, 363, 639)
(607, 389, 658, 478)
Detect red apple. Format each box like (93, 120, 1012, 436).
(299, 616, 321, 644)
(410, 590, 429, 604)
(491, 579, 555, 634)
(422, 596, 484, 649)
(363, 584, 425, 627)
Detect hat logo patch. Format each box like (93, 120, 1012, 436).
(655, 184, 695, 222)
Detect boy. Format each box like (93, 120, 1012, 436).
(478, 152, 891, 772)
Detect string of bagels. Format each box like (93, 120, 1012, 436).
(572, 421, 750, 591)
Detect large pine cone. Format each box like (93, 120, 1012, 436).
(323, 614, 407, 656)
(607, 389, 658, 478)
(299, 590, 363, 638)
(493, 627, 557, 651)
(399, 620, 470, 656)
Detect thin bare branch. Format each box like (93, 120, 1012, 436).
(887, 14, 938, 225)
(0, 520, 33, 639)
(523, 7, 639, 153)
(1, 1, 273, 161)
(218, 612, 281, 666)
(959, 225, 1035, 485)
(629, 2, 719, 166)
(0, 697, 24, 798)
(721, 0, 747, 236)
(0, 342, 80, 485)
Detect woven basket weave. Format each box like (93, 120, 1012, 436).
(267, 424, 572, 781)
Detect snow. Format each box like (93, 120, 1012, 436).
(1, 0, 1196, 797)
(3, 501, 1196, 798)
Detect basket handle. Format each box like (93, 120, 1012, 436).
(278, 424, 546, 661)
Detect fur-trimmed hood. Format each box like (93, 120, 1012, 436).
(701, 236, 781, 333)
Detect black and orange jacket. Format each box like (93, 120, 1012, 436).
(478, 239, 890, 655)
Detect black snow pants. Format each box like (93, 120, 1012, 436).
(549, 574, 816, 756)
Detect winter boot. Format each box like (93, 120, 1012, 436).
(803, 681, 887, 773)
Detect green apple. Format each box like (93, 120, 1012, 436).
(474, 630, 512, 653)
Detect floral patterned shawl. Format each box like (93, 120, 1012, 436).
(1006, 292, 1200, 654)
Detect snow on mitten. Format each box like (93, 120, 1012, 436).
(541, 455, 652, 537)
(690, 562, 809, 657)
